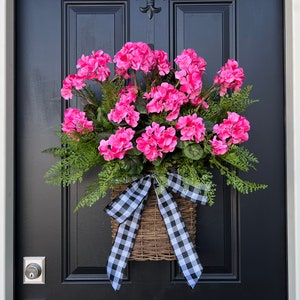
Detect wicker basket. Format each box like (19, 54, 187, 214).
(110, 184, 197, 261)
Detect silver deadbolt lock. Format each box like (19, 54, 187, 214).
(25, 263, 42, 279)
(23, 256, 45, 284)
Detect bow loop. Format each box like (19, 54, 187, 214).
(167, 172, 208, 205)
(104, 175, 152, 224)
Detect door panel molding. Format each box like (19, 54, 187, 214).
(170, 1, 235, 78)
(62, 2, 127, 282)
(170, 0, 239, 282)
(64, 1, 127, 74)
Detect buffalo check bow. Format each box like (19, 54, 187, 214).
(104, 173, 209, 291)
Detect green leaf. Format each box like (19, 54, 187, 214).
(135, 97, 148, 114)
(203, 119, 215, 132)
(176, 140, 186, 149)
(183, 144, 204, 160)
(84, 104, 98, 120)
(123, 155, 144, 175)
(127, 147, 142, 156)
(152, 156, 163, 166)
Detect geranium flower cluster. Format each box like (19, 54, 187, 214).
(61, 50, 112, 100)
(98, 127, 135, 161)
(176, 114, 206, 143)
(108, 85, 140, 127)
(214, 59, 245, 96)
(59, 42, 249, 163)
(136, 122, 177, 161)
(144, 83, 188, 121)
(113, 42, 171, 79)
(210, 112, 250, 155)
(175, 49, 207, 107)
(61, 108, 93, 140)
(45, 41, 268, 210)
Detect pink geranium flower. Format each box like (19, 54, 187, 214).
(136, 122, 177, 161)
(214, 59, 245, 96)
(108, 84, 140, 127)
(113, 42, 155, 77)
(61, 74, 86, 100)
(174, 49, 207, 105)
(176, 114, 206, 143)
(60, 50, 111, 100)
(61, 87, 73, 100)
(108, 103, 140, 127)
(145, 82, 188, 121)
(61, 108, 93, 139)
(210, 136, 228, 155)
(76, 49, 112, 82)
(210, 112, 250, 155)
(118, 84, 138, 104)
(98, 127, 135, 161)
(213, 112, 250, 145)
(153, 50, 171, 76)
(175, 49, 206, 74)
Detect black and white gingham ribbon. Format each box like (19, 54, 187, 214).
(104, 173, 208, 291)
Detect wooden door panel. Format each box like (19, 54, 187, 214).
(63, 2, 127, 282)
(171, 2, 234, 75)
(66, 2, 127, 69)
(171, 1, 238, 281)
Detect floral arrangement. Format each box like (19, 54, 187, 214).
(44, 42, 267, 210)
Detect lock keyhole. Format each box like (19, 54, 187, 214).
(25, 263, 42, 280)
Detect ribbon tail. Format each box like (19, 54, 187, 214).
(106, 200, 145, 291)
(154, 185, 202, 288)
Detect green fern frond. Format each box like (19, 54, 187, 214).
(194, 168, 217, 206)
(74, 159, 135, 211)
(221, 145, 259, 172)
(210, 156, 267, 194)
(177, 159, 202, 188)
(176, 159, 216, 206)
(95, 79, 125, 131)
(42, 146, 69, 158)
(74, 179, 103, 212)
(153, 161, 173, 191)
(44, 133, 102, 187)
(101, 79, 124, 114)
(200, 86, 258, 124)
(220, 86, 259, 115)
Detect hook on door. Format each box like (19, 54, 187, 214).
(139, 0, 161, 20)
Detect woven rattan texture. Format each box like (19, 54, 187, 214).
(110, 185, 197, 261)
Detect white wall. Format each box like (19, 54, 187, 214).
(0, 0, 299, 299)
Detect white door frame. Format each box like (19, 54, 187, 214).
(0, 1, 298, 299)
(0, 0, 14, 299)
(285, 1, 300, 299)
